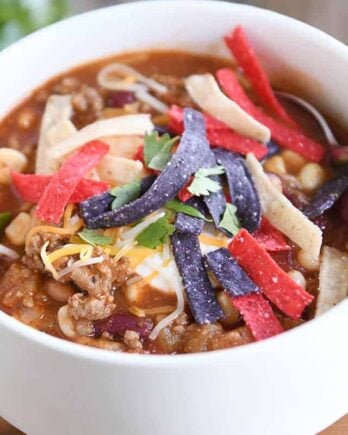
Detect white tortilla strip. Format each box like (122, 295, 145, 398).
(97, 155, 144, 185)
(246, 153, 322, 260)
(316, 246, 348, 316)
(36, 95, 74, 174)
(50, 114, 154, 160)
(185, 74, 271, 143)
(101, 135, 143, 159)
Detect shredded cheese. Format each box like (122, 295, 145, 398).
(26, 221, 84, 250)
(148, 259, 185, 340)
(40, 241, 59, 279)
(129, 305, 176, 317)
(199, 234, 228, 248)
(57, 255, 104, 279)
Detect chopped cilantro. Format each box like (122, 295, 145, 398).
(188, 165, 225, 196)
(136, 215, 175, 249)
(165, 199, 209, 221)
(143, 131, 178, 171)
(78, 228, 113, 247)
(110, 180, 141, 209)
(219, 203, 241, 236)
(0, 212, 11, 233)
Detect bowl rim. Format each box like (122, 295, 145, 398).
(0, 0, 347, 366)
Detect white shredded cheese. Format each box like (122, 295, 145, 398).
(57, 255, 105, 279)
(135, 89, 169, 113)
(148, 259, 185, 340)
(185, 73, 271, 143)
(97, 62, 168, 94)
(316, 246, 348, 316)
(50, 114, 154, 160)
(246, 153, 322, 260)
(117, 212, 165, 246)
(0, 244, 19, 260)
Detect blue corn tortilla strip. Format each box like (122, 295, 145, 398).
(175, 198, 206, 235)
(200, 150, 227, 233)
(171, 232, 224, 324)
(85, 108, 210, 229)
(264, 140, 280, 159)
(214, 148, 261, 233)
(205, 248, 259, 297)
(303, 174, 348, 219)
(80, 175, 156, 226)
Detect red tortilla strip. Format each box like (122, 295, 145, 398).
(216, 68, 324, 162)
(224, 26, 296, 127)
(232, 293, 284, 340)
(132, 145, 145, 163)
(253, 218, 290, 252)
(168, 105, 268, 160)
(36, 140, 109, 223)
(178, 177, 193, 202)
(229, 229, 314, 320)
(11, 172, 109, 204)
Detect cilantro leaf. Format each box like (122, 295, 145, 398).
(188, 165, 225, 196)
(136, 215, 175, 249)
(219, 203, 241, 236)
(165, 199, 210, 221)
(143, 131, 178, 171)
(0, 212, 11, 233)
(78, 229, 113, 246)
(110, 180, 141, 209)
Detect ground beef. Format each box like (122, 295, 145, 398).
(156, 313, 190, 354)
(70, 249, 130, 297)
(69, 293, 115, 321)
(23, 231, 70, 272)
(151, 73, 194, 108)
(181, 324, 254, 353)
(0, 263, 41, 310)
(68, 250, 130, 322)
(123, 330, 143, 352)
(71, 84, 104, 121)
(76, 336, 126, 352)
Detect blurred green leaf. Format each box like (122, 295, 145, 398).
(0, 0, 70, 49)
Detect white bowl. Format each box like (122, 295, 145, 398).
(0, 2, 347, 434)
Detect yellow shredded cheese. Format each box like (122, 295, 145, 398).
(26, 221, 84, 250)
(199, 234, 228, 248)
(46, 244, 92, 264)
(63, 204, 75, 228)
(40, 241, 59, 279)
(126, 246, 162, 269)
(129, 305, 175, 317)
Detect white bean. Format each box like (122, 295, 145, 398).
(264, 155, 287, 175)
(0, 148, 27, 184)
(57, 305, 76, 338)
(217, 291, 240, 326)
(297, 249, 320, 272)
(297, 163, 326, 191)
(281, 150, 307, 174)
(287, 270, 307, 288)
(45, 280, 75, 302)
(5, 212, 32, 246)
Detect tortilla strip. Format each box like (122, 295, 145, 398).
(36, 95, 74, 174)
(316, 246, 348, 316)
(245, 153, 322, 260)
(185, 74, 271, 143)
(50, 114, 154, 160)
